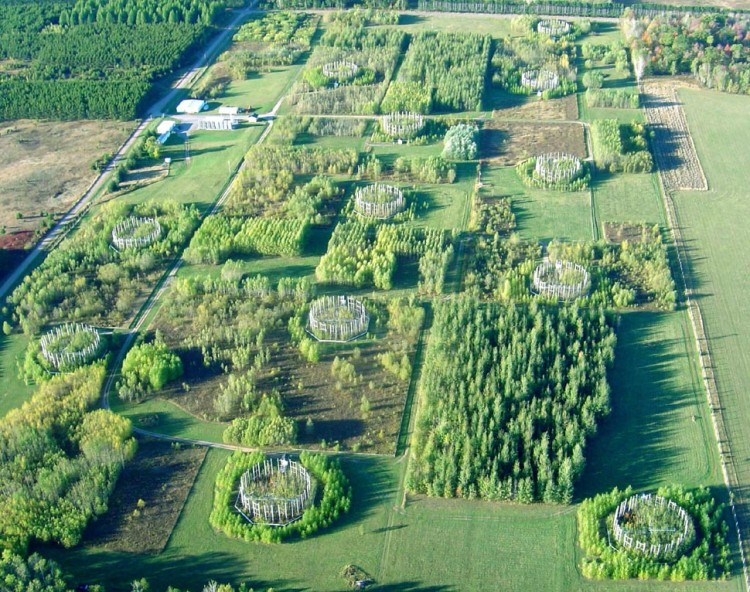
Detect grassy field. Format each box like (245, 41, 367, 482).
(481, 165, 593, 243)
(673, 88, 750, 556)
(591, 171, 665, 227)
(50, 447, 743, 592)
(578, 310, 722, 498)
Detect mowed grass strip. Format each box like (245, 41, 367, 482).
(482, 165, 593, 243)
(673, 89, 750, 543)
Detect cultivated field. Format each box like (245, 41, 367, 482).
(643, 82, 707, 192)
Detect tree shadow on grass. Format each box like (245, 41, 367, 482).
(40, 549, 285, 592)
(576, 311, 705, 500)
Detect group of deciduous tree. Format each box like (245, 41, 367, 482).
(0, 365, 136, 553)
(408, 297, 616, 503)
(7, 201, 200, 334)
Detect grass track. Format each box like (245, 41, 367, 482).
(672, 88, 750, 573)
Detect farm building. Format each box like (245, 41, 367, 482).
(176, 99, 207, 114)
(218, 105, 240, 115)
(156, 120, 177, 144)
(199, 117, 238, 131)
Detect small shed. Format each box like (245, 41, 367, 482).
(219, 105, 240, 115)
(176, 99, 207, 114)
(156, 120, 177, 144)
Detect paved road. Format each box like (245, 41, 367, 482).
(0, 2, 258, 303)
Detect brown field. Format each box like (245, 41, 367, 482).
(480, 121, 586, 165)
(83, 440, 206, 554)
(0, 119, 133, 234)
(602, 222, 648, 244)
(490, 94, 578, 121)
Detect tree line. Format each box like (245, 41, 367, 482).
(0, 0, 234, 120)
(622, 11, 750, 94)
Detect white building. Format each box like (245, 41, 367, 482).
(176, 99, 207, 114)
(218, 105, 240, 115)
(156, 120, 177, 144)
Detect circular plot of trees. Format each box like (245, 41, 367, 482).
(322, 60, 359, 81)
(40, 322, 101, 370)
(112, 216, 161, 250)
(307, 295, 369, 343)
(235, 457, 313, 526)
(521, 69, 560, 92)
(381, 111, 425, 140)
(532, 259, 590, 300)
(537, 19, 571, 38)
(612, 493, 696, 560)
(354, 183, 405, 219)
(535, 152, 583, 184)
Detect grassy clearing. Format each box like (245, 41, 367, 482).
(673, 89, 750, 537)
(592, 171, 665, 227)
(203, 63, 308, 116)
(0, 332, 34, 417)
(578, 311, 722, 498)
(49, 451, 401, 591)
(113, 396, 227, 443)
(104, 125, 265, 213)
(83, 440, 206, 554)
(481, 165, 592, 243)
(50, 447, 742, 592)
(390, 12, 511, 38)
(0, 119, 134, 234)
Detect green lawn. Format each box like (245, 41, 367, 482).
(0, 332, 34, 418)
(482, 165, 593, 243)
(591, 171, 665, 228)
(50, 447, 742, 592)
(389, 12, 511, 39)
(578, 311, 722, 498)
(672, 89, 750, 546)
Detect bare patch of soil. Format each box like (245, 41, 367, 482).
(480, 121, 586, 166)
(603, 222, 648, 245)
(491, 94, 578, 121)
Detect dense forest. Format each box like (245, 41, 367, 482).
(0, 0, 244, 120)
(0, 365, 136, 553)
(623, 11, 750, 94)
(385, 31, 491, 112)
(408, 297, 615, 503)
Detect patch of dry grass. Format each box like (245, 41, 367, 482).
(0, 119, 133, 233)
